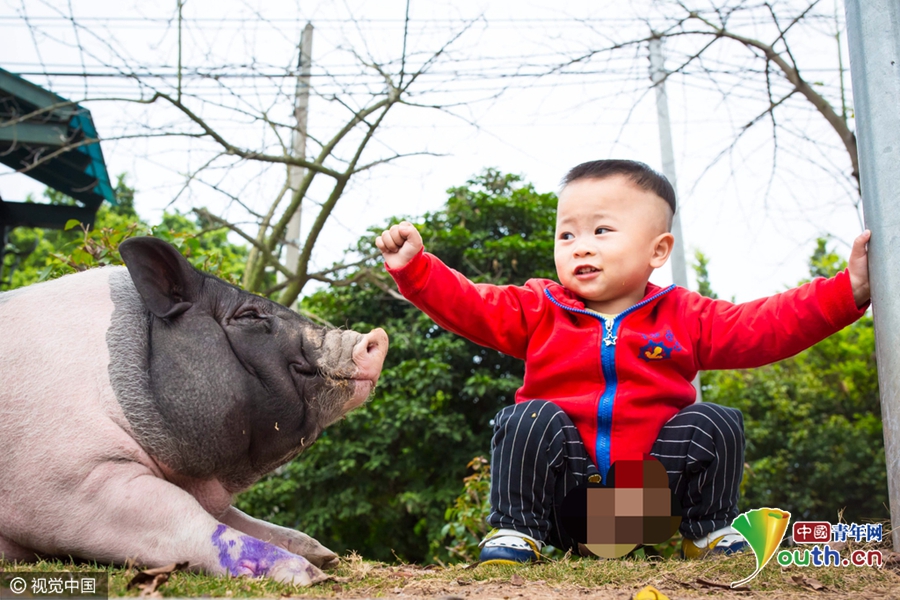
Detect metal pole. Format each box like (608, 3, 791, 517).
(844, 0, 900, 551)
(283, 23, 313, 280)
(0, 224, 8, 290)
(177, 0, 183, 103)
(649, 35, 702, 400)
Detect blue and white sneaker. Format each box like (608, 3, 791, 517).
(478, 529, 542, 565)
(682, 525, 746, 558)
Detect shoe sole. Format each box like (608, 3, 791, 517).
(479, 558, 535, 566)
(682, 538, 745, 559)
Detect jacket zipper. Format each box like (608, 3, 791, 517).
(545, 285, 676, 482)
(595, 315, 618, 482)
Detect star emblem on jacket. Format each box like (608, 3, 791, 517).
(603, 319, 617, 346)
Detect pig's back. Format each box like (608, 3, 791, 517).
(0, 268, 157, 546)
(0, 267, 123, 421)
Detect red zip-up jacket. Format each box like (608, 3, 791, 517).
(387, 249, 867, 480)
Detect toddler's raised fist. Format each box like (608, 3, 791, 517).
(376, 221, 423, 270)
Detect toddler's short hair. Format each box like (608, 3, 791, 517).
(562, 159, 676, 218)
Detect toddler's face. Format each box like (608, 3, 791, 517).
(554, 176, 673, 314)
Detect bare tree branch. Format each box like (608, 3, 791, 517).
(684, 6, 858, 184)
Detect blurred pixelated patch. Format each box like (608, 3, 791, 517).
(560, 455, 681, 558)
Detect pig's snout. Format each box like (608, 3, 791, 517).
(341, 328, 389, 415)
(352, 328, 388, 383)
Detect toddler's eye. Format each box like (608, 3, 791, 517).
(559, 232, 574, 240)
(595, 227, 610, 235)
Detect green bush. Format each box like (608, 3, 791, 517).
(704, 314, 885, 522)
(439, 456, 491, 562)
(2, 175, 247, 290)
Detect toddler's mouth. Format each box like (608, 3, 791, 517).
(575, 266, 600, 275)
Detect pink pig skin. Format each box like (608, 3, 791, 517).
(0, 262, 386, 585)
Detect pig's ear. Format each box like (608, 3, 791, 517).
(119, 236, 197, 319)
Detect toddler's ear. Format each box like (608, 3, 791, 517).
(650, 232, 675, 269)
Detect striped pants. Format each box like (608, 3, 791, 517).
(486, 400, 745, 549)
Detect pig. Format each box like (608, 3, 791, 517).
(0, 236, 388, 585)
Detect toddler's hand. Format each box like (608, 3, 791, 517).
(848, 229, 871, 309)
(376, 221, 423, 270)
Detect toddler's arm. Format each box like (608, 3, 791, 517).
(375, 221, 543, 359)
(691, 230, 871, 371)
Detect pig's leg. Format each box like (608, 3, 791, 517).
(0, 534, 40, 562)
(68, 464, 328, 585)
(220, 508, 339, 570)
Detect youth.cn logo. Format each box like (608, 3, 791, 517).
(729, 510, 884, 587)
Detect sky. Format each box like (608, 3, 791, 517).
(0, 0, 866, 303)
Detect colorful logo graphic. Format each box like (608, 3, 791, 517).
(730, 508, 791, 588)
(559, 456, 681, 558)
(638, 330, 683, 362)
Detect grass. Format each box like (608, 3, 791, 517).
(3, 546, 900, 598)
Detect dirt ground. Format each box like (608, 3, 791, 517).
(297, 559, 900, 600)
(7, 549, 900, 598)
(313, 577, 900, 600)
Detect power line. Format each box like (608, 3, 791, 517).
(5, 65, 848, 79)
(0, 15, 798, 24)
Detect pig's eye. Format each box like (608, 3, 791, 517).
(291, 361, 317, 377)
(234, 308, 265, 321)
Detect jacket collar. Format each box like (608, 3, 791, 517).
(544, 280, 674, 316)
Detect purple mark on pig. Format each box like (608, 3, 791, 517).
(213, 524, 281, 576)
(211, 524, 320, 581)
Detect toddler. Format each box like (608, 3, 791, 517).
(376, 160, 871, 563)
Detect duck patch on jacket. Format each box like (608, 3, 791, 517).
(638, 330, 683, 362)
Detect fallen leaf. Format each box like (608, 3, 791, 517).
(792, 575, 827, 591)
(828, 540, 848, 552)
(331, 583, 343, 593)
(455, 578, 473, 586)
(632, 584, 671, 600)
(510, 573, 525, 586)
(389, 569, 415, 579)
(126, 561, 189, 595)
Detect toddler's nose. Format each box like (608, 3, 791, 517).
(573, 243, 596, 257)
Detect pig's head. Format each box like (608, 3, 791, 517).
(114, 236, 388, 490)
